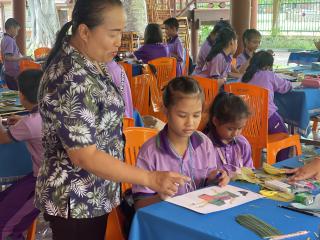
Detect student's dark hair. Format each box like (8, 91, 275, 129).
(206, 92, 250, 130)
(45, 0, 123, 69)
(242, 29, 261, 47)
(211, 20, 232, 35)
(144, 23, 163, 44)
(5, 18, 20, 30)
(17, 69, 43, 104)
(242, 50, 274, 83)
(206, 27, 236, 62)
(163, 17, 179, 30)
(163, 76, 204, 108)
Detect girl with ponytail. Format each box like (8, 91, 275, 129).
(241, 50, 292, 162)
(194, 27, 240, 88)
(36, 1, 189, 239)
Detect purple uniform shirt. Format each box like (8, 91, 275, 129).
(167, 35, 184, 77)
(106, 61, 134, 118)
(7, 108, 43, 176)
(206, 128, 253, 176)
(236, 51, 250, 69)
(134, 43, 169, 64)
(197, 52, 232, 79)
(242, 70, 292, 117)
(194, 38, 213, 74)
(132, 125, 218, 198)
(1, 33, 21, 78)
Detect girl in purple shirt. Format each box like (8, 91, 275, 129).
(236, 29, 261, 73)
(204, 92, 254, 176)
(242, 51, 292, 161)
(134, 23, 169, 64)
(133, 77, 229, 209)
(197, 27, 241, 88)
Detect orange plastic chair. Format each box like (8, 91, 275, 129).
(183, 49, 190, 76)
(131, 74, 152, 116)
(26, 218, 37, 240)
(34, 47, 51, 60)
(123, 117, 134, 129)
(119, 61, 133, 89)
(122, 127, 158, 192)
(105, 207, 126, 240)
(19, 60, 41, 72)
(225, 82, 302, 167)
(148, 57, 177, 89)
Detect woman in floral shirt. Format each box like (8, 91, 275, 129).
(35, 1, 189, 239)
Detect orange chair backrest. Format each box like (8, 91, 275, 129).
(123, 117, 134, 129)
(183, 49, 190, 76)
(122, 127, 158, 192)
(34, 47, 51, 59)
(224, 82, 269, 149)
(148, 57, 177, 89)
(131, 74, 152, 116)
(192, 75, 218, 108)
(19, 60, 42, 72)
(105, 207, 126, 240)
(118, 61, 133, 89)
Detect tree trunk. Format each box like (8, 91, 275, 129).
(272, 0, 281, 36)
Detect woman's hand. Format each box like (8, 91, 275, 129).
(287, 158, 320, 182)
(207, 169, 230, 187)
(146, 171, 190, 199)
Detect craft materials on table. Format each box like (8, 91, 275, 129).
(0, 90, 25, 114)
(165, 185, 263, 214)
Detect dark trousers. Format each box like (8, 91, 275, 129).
(44, 213, 108, 240)
(4, 73, 18, 90)
(268, 111, 290, 162)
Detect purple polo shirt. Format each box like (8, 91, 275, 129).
(236, 51, 251, 69)
(7, 108, 43, 176)
(197, 52, 232, 79)
(167, 35, 184, 77)
(1, 33, 21, 78)
(242, 70, 292, 117)
(134, 43, 169, 64)
(106, 61, 134, 118)
(194, 38, 213, 74)
(206, 128, 253, 176)
(132, 125, 218, 198)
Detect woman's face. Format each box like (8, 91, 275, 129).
(82, 6, 126, 63)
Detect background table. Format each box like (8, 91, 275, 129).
(288, 51, 320, 65)
(129, 158, 320, 240)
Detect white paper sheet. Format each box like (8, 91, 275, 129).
(166, 185, 264, 214)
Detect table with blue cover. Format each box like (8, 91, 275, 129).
(129, 158, 320, 240)
(288, 51, 320, 65)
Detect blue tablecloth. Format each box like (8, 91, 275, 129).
(288, 51, 320, 65)
(129, 157, 319, 240)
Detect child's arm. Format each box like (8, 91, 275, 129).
(0, 118, 13, 144)
(272, 72, 292, 93)
(228, 71, 243, 79)
(4, 54, 31, 62)
(206, 169, 230, 187)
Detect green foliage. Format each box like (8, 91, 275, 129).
(260, 35, 316, 50)
(199, 25, 213, 44)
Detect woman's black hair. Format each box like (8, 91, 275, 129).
(242, 29, 261, 47)
(211, 20, 232, 35)
(18, 69, 43, 104)
(242, 50, 274, 83)
(45, 0, 123, 69)
(163, 76, 204, 108)
(205, 92, 250, 131)
(206, 27, 237, 62)
(144, 23, 163, 44)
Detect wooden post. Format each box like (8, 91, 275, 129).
(190, 17, 199, 62)
(250, 0, 258, 29)
(13, 0, 26, 55)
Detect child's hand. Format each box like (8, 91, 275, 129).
(7, 115, 22, 125)
(207, 170, 230, 187)
(217, 78, 226, 88)
(287, 158, 320, 182)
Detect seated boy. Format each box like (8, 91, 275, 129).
(0, 69, 43, 240)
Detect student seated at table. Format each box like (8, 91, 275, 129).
(194, 19, 232, 75)
(106, 60, 134, 118)
(194, 27, 241, 88)
(134, 23, 169, 64)
(0, 18, 31, 90)
(203, 92, 254, 177)
(237, 29, 261, 73)
(132, 77, 229, 209)
(241, 51, 292, 162)
(0, 69, 43, 240)
(163, 18, 184, 77)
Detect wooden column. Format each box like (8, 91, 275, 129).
(13, 0, 26, 55)
(250, 0, 258, 29)
(231, 0, 251, 56)
(190, 17, 199, 62)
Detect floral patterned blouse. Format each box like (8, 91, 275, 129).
(35, 38, 125, 219)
